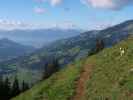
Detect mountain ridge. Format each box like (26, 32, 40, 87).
(0, 28, 81, 48)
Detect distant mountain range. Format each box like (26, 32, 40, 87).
(0, 19, 133, 84)
(0, 29, 81, 48)
(0, 38, 35, 62)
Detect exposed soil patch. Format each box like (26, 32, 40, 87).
(72, 63, 93, 100)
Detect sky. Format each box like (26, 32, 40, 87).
(0, 0, 133, 30)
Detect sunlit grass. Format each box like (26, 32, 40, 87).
(86, 37, 133, 100)
(12, 60, 84, 100)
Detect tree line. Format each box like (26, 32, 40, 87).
(0, 76, 29, 100)
(0, 58, 60, 100)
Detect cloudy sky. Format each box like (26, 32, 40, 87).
(0, 0, 133, 30)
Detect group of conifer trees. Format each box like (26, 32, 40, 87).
(42, 58, 60, 79)
(0, 76, 29, 100)
(0, 58, 60, 100)
(89, 39, 105, 56)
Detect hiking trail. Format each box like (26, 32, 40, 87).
(72, 63, 92, 100)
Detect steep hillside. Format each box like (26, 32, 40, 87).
(13, 36, 133, 100)
(12, 60, 84, 100)
(85, 36, 133, 100)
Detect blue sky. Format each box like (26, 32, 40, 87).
(0, 0, 133, 30)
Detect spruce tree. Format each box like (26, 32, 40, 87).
(3, 77, 11, 100)
(11, 76, 20, 97)
(21, 80, 29, 92)
(0, 75, 4, 100)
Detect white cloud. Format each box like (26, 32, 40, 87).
(35, 0, 46, 3)
(0, 19, 77, 30)
(53, 21, 77, 29)
(34, 7, 46, 14)
(50, 0, 62, 6)
(34, 0, 63, 7)
(93, 22, 112, 29)
(81, 0, 133, 10)
(0, 19, 34, 30)
(87, 19, 114, 30)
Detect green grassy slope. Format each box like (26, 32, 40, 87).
(12, 60, 84, 100)
(86, 36, 133, 100)
(13, 36, 133, 100)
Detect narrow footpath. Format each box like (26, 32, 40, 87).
(72, 63, 92, 100)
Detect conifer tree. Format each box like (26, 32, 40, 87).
(0, 75, 4, 100)
(3, 77, 11, 100)
(11, 76, 20, 97)
(21, 80, 29, 92)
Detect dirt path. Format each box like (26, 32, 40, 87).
(72, 64, 92, 100)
